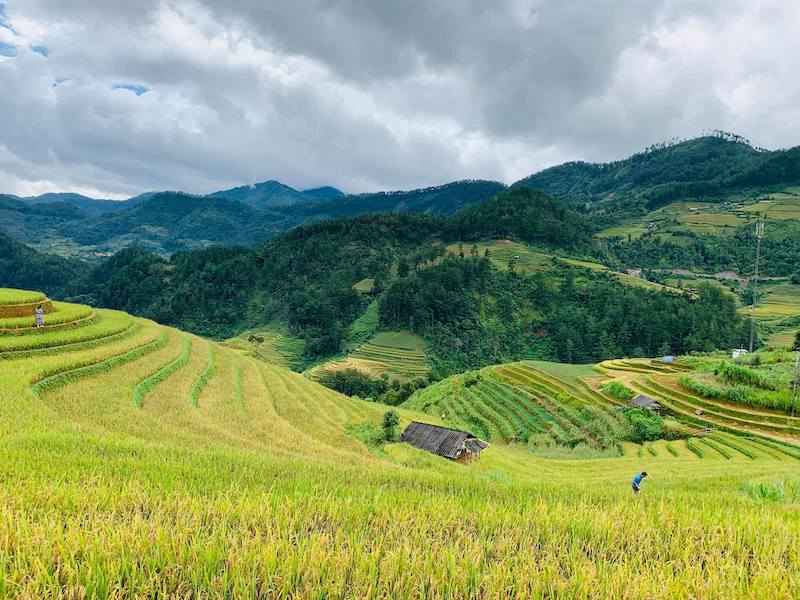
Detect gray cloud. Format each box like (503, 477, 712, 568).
(1, 0, 799, 198)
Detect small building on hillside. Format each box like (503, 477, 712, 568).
(630, 394, 662, 412)
(400, 422, 489, 464)
(732, 348, 748, 360)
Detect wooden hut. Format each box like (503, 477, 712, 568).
(400, 422, 489, 464)
(630, 394, 662, 412)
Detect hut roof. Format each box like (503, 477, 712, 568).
(630, 394, 662, 410)
(400, 422, 488, 459)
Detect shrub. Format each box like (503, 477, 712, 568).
(319, 369, 388, 398)
(624, 409, 664, 443)
(382, 410, 400, 442)
(716, 361, 781, 390)
(602, 381, 635, 401)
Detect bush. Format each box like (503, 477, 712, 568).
(602, 381, 635, 401)
(624, 409, 664, 442)
(318, 369, 387, 398)
(716, 361, 781, 390)
(382, 410, 400, 442)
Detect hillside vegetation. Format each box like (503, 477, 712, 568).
(519, 134, 800, 218)
(2, 287, 800, 597)
(2, 187, 756, 379)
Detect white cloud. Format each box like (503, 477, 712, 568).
(0, 0, 798, 197)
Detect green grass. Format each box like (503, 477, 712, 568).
(0, 288, 45, 305)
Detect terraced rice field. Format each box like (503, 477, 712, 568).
(223, 328, 305, 369)
(402, 360, 779, 461)
(598, 358, 800, 447)
(307, 330, 430, 382)
(737, 282, 800, 348)
(598, 190, 800, 241)
(3, 287, 800, 597)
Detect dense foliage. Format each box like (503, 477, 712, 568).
(379, 255, 746, 373)
(444, 187, 593, 250)
(517, 135, 800, 222)
(610, 221, 800, 276)
(0, 232, 88, 296)
(1, 180, 504, 256)
(0, 186, 755, 371)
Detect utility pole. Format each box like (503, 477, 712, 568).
(792, 350, 800, 419)
(748, 219, 765, 353)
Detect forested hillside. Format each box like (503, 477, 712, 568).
(380, 256, 744, 371)
(610, 220, 800, 276)
(0, 180, 505, 256)
(0, 232, 88, 295)
(516, 133, 800, 220)
(0, 188, 752, 376)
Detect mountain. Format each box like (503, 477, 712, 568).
(20, 192, 131, 215)
(515, 133, 800, 218)
(302, 186, 345, 199)
(308, 180, 507, 219)
(0, 179, 506, 256)
(62, 192, 290, 253)
(0, 194, 88, 244)
(210, 179, 322, 208)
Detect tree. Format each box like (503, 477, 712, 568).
(794, 331, 800, 351)
(397, 257, 410, 278)
(382, 410, 400, 442)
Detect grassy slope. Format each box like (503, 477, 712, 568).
(306, 330, 430, 382)
(445, 240, 682, 293)
(1, 290, 800, 597)
(598, 188, 800, 240)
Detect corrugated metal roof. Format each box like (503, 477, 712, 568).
(400, 422, 488, 459)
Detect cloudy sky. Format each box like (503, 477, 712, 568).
(1, 0, 798, 199)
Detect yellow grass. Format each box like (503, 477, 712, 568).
(1, 289, 800, 597)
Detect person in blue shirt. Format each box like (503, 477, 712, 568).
(631, 471, 651, 494)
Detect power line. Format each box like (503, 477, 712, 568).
(748, 219, 765, 353)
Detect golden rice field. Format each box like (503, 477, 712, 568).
(307, 330, 430, 382)
(1, 289, 800, 598)
(736, 282, 800, 348)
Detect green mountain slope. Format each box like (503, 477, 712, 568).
(516, 134, 800, 219)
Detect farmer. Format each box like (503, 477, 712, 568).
(631, 471, 651, 494)
(35, 305, 44, 328)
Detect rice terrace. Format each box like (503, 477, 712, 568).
(0, 287, 799, 597)
(3, 2, 800, 598)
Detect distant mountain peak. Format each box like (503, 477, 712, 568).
(210, 179, 330, 208)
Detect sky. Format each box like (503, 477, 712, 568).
(0, 1, 799, 199)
